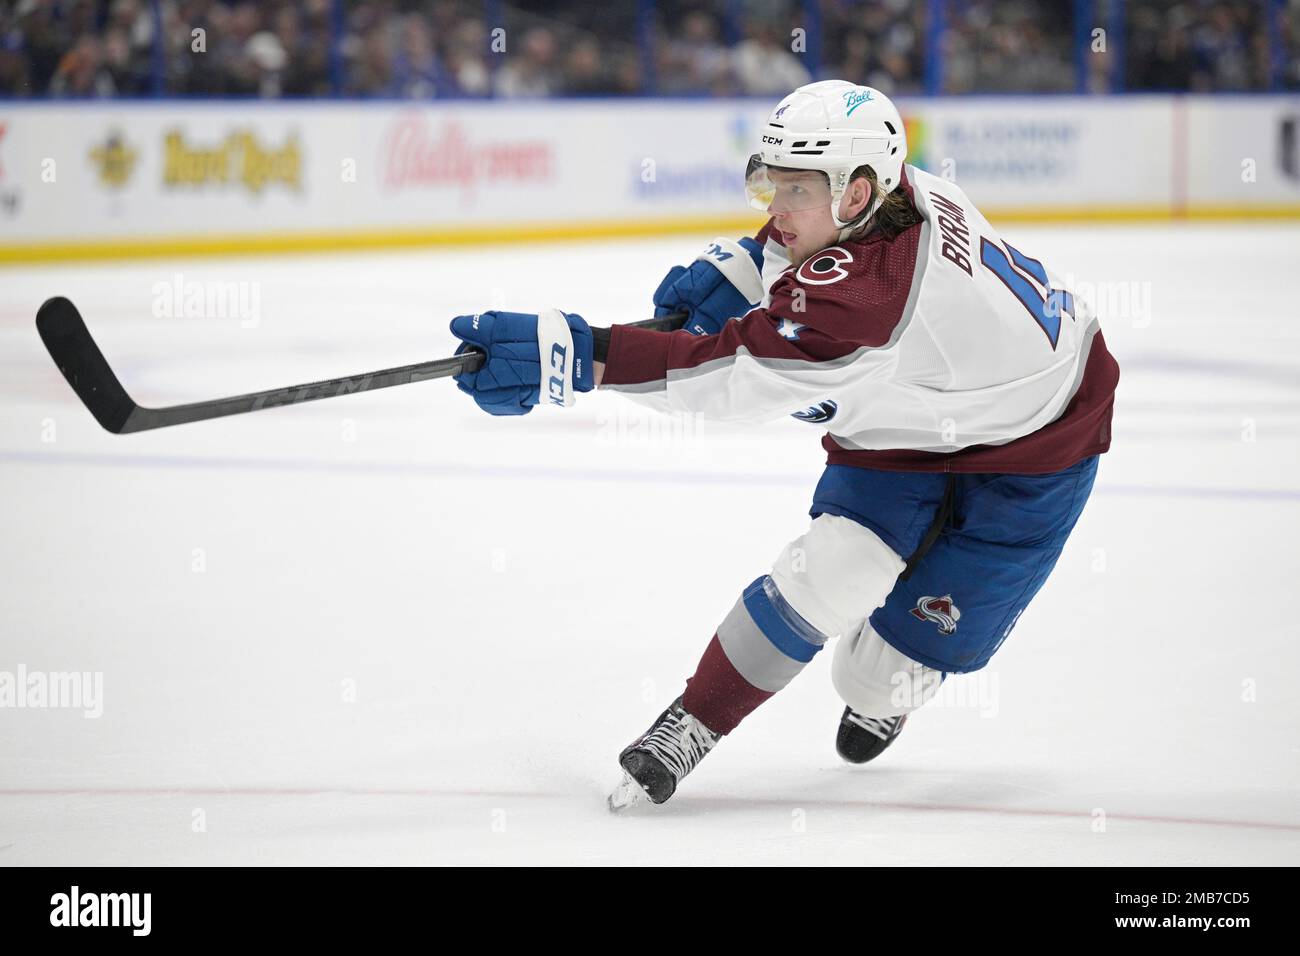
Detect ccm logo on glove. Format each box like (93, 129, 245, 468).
(449, 308, 594, 417)
(548, 342, 568, 405)
(651, 236, 765, 337)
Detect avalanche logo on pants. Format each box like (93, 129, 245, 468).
(911, 595, 961, 635)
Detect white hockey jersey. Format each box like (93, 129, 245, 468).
(601, 165, 1119, 474)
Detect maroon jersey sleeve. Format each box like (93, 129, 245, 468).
(604, 225, 920, 393)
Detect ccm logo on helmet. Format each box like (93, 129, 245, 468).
(796, 246, 853, 285)
(761, 135, 783, 146)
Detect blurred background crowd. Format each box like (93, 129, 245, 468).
(1, 0, 1298, 98)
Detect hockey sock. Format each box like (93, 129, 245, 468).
(682, 575, 830, 735)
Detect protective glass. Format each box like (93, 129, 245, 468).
(745, 154, 834, 214)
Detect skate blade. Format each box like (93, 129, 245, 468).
(607, 771, 651, 813)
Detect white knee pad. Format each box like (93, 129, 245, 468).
(768, 513, 905, 642)
(832, 621, 946, 716)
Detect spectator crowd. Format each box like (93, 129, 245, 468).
(1, 0, 1297, 97)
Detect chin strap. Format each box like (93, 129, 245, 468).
(830, 183, 886, 243)
(832, 178, 883, 240)
(833, 200, 881, 243)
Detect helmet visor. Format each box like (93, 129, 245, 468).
(745, 154, 834, 214)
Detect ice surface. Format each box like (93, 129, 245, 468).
(1, 225, 1298, 865)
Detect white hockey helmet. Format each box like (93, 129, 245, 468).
(746, 80, 907, 237)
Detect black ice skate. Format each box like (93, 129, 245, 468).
(609, 697, 720, 810)
(836, 707, 908, 764)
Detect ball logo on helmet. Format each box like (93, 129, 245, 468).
(842, 88, 875, 116)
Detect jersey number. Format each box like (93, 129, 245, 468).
(979, 237, 1075, 349)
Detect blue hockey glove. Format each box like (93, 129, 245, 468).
(653, 236, 765, 336)
(449, 309, 594, 417)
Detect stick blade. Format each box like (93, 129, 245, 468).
(36, 296, 138, 434)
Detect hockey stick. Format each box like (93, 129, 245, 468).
(36, 296, 686, 435)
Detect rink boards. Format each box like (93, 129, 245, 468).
(1, 95, 1299, 262)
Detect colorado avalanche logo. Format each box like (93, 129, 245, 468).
(910, 595, 961, 635)
(791, 400, 838, 424)
(796, 246, 853, 285)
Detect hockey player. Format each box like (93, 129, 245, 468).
(447, 80, 1120, 809)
